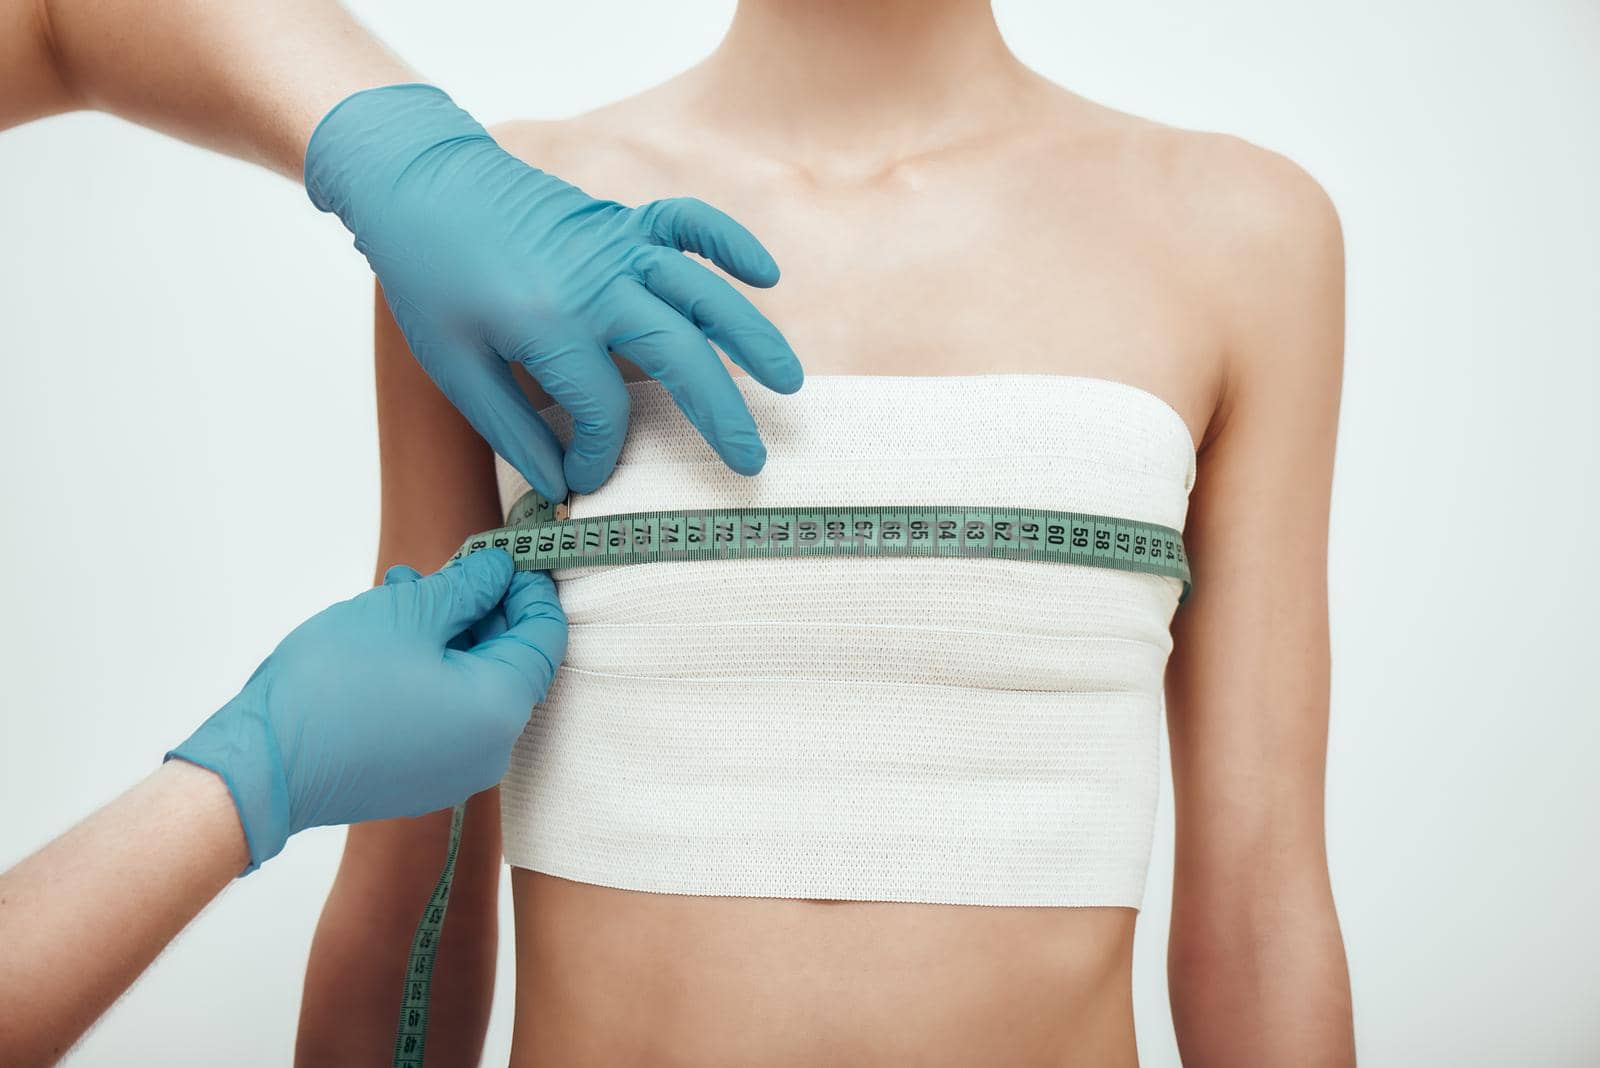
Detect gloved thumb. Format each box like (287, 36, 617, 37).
(463, 570, 567, 711)
(405, 550, 516, 643)
(383, 563, 423, 586)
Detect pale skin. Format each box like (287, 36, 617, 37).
(0, 763, 249, 1067)
(1, 0, 416, 177)
(302, 2, 1353, 1066)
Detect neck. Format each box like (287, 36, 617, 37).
(687, 0, 1027, 175)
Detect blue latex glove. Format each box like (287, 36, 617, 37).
(168, 550, 565, 873)
(303, 83, 803, 501)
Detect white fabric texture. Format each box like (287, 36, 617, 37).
(494, 374, 1197, 908)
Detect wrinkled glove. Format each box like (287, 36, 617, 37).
(304, 83, 803, 500)
(168, 550, 565, 873)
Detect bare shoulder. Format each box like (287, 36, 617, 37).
(1157, 126, 1344, 298)
(1043, 91, 1342, 279)
(1024, 90, 1343, 434)
(489, 100, 684, 204)
(487, 117, 579, 170)
(1116, 122, 1344, 432)
(1132, 127, 1344, 434)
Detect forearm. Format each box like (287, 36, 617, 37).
(297, 790, 502, 1068)
(1168, 869, 1355, 1066)
(0, 761, 247, 1067)
(298, 537, 505, 1066)
(6, 0, 415, 176)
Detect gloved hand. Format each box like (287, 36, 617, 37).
(168, 550, 566, 873)
(303, 83, 803, 501)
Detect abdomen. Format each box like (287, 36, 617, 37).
(510, 872, 1139, 1068)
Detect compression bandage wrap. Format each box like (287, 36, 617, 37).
(494, 374, 1197, 908)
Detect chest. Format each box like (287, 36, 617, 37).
(584, 145, 1218, 444)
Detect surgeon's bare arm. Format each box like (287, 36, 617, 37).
(0, 762, 247, 1068)
(1, 0, 412, 175)
(1164, 140, 1354, 1066)
(296, 285, 506, 1068)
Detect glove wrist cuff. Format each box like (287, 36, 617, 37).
(166, 691, 290, 876)
(303, 82, 493, 222)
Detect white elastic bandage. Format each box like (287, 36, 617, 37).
(495, 374, 1196, 907)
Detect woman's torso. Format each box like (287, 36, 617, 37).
(494, 70, 1225, 1068)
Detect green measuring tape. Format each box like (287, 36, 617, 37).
(461, 491, 1191, 592)
(392, 805, 463, 1065)
(391, 491, 1191, 1066)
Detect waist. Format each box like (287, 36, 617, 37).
(509, 869, 1139, 1068)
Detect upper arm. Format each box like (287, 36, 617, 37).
(373, 282, 505, 574)
(1165, 140, 1345, 900)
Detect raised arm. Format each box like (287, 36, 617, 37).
(4, 0, 802, 502)
(1164, 143, 1355, 1065)
(295, 285, 510, 1067)
(1, 0, 411, 174)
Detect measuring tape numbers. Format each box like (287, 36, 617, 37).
(458, 492, 1191, 595)
(393, 492, 1191, 1066)
(392, 804, 463, 1066)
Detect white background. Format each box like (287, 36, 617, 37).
(2, 2, 1597, 1064)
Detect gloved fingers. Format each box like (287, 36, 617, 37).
(382, 561, 491, 649)
(382, 564, 423, 586)
(446, 607, 501, 652)
(463, 570, 567, 710)
(501, 568, 563, 625)
(636, 196, 781, 289)
(516, 336, 629, 496)
(635, 249, 803, 395)
(606, 290, 767, 476)
(419, 336, 569, 502)
(399, 549, 515, 643)
(462, 593, 510, 649)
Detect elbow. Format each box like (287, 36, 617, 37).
(1168, 854, 1347, 994)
